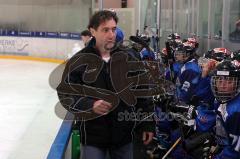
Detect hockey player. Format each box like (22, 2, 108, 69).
(159, 42, 217, 158)
(195, 60, 240, 159)
(164, 33, 183, 82)
(174, 42, 214, 105)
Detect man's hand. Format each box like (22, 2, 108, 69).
(143, 131, 154, 145)
(93, 100, 112, 115)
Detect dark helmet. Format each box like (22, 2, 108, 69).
(175, 42, 195, 56)
(167, 33, 181, 40)
(211, 60, 240, 103)
(167, 33, 182, 50)
(174, 43, 195, 63)
(204, 48, 231, 62)
(184, 38, 199, 50)
(140, 35, 151, 44)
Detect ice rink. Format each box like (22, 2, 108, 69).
(0, 59, 65, 159)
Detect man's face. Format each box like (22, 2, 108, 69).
(90, 18, 117, 51)
(215, 76, 236, 93)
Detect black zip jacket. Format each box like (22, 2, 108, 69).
(57, 38, 155, 149)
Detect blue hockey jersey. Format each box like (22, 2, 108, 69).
(176, 59, 214, 105)
(140, 48, 156, 60)
(195, 95, 240, 158)
(165, 62, 183, 82)
(214, 95, 240, 159)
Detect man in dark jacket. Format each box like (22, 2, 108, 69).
(57, 10, 154, 159)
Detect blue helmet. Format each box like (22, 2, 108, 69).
(116, 27, 124, 43)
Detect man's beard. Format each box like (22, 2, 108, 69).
(104, 42, 115, 51)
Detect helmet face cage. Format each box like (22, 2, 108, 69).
(211, 75, 240, 103)
(174, 44, 194, 63)
(174, 50, 187, 62)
